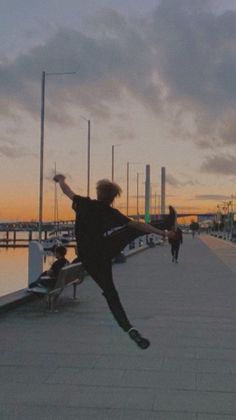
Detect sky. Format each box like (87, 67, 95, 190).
(1, 0, 236, 221)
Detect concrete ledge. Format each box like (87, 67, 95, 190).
(125, 244, 149, 257)
(0, 289, 38, 314)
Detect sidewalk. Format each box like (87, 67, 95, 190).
(1, 235, 236, 419)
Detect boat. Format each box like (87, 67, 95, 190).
(42, 237, 61, 251)
(48, 231, 74, 245)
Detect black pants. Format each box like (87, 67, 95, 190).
(79, 227, 146, 332)
(171, 243, 180, 261)
(79, 218, 173, 332)
(82, 255, 132, 332)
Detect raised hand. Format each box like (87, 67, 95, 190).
(53, 174, 66, 183)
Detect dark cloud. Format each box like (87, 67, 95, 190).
(166, 173, 200, 187)
(166, 173, 181, 187)
(1, 1, 236, 149)
(201, 154, 236, 175)
(0, 11, 159, 124)
(148, 1, 236, 147)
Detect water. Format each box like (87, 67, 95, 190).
(0, 246, 77, 298)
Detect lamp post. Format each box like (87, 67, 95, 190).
(111, 144, 121, 182)
(137, 172, 139, 218)
(80, 116, 91, 197)
(39, 70, 76, 242)
(126, 161, 143, 216)
(87, 119, 91, 197)
(127, 161, 129, 216)
(154, 191, 157, 216)
(136, 172, 145, 220)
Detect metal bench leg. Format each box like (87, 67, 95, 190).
(73, 283, 77, 299)
(48, 295, 53, 311)
(48, 295, 57, 312)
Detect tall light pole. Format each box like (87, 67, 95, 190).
(112, 145, 115, 182)
(126, 161, 143, 216)
(54, 162, 59, 224)
(111, 144, 121, 182)
(126, 161, 129, 216)
(39, 70, 76, 241)
(39, 71, 46, 242)
(81, 116, 91, 197)
(137, 172, 139, 218)
(154, 191, 157, 216)
(87, 119, 91, 197)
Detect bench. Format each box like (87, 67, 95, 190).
(28, 262, 86, 311)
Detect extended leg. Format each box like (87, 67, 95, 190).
(83, 257, 150, 349)
(104, 227, 142, 260)
(84, 258, 132, 331)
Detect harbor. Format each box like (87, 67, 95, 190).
(2, 1, 236, 418)
(0, 221, 75, 248)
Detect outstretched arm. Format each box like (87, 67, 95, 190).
(53, 174, 75, 200)
(127, 220, 175, 239)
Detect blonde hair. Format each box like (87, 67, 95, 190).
(96, 179, 122, 205)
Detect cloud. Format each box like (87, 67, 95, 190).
(219, 116, 236, 146)
(201, 154, 236, 175)
(166, 173, 200, 187)
(194, 194, 231, 200)
(109, 125, 136, 142)
(0, 136, 15, 145)
(166, 173, 181, 187)
(148, 1, 236, 147)
(0, 11, 159, 124)
(0, 136, 35, 158)
(1, 1, 236, 150)
(0, 144, 32, 159)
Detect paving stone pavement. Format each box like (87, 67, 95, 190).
(1, 235, 236, 419)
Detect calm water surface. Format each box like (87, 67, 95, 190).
(0, 246, 77, 298)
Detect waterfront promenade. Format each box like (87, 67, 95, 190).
(2, 235, 236, 419)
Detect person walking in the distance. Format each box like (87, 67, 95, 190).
(169, 227, 183, 263)
(54, 174, 175, 350)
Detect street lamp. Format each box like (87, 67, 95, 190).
(39, 70, 76, 241)
(136, 172, 144, 220)
(126, 161, 143, 216)
(81, 116, 91, 197)
(136, 172, 139, 218)
(111, 144, 121, 182)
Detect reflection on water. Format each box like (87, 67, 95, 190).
(0, 246, 77, 297)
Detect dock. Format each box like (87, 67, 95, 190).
(2, 235, 236, 419)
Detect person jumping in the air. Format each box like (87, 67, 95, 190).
(53, 175, 175, 350)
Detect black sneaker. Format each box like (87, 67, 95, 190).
(128, 328, 150, 349)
